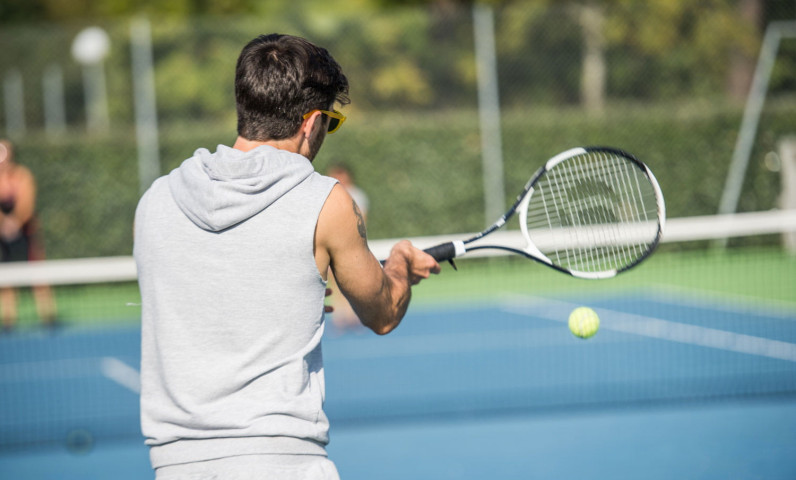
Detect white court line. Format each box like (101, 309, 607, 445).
(100, 357, 141, 394)
(645, 284, 796, 319)
(501, 295, 796, 363)
(0, 356, 142, 394)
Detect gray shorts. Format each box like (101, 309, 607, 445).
(155, 454, 340, 480)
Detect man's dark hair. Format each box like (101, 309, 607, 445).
(235, 34, 350, 141)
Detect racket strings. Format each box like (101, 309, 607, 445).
(586, 152, 655, 269)
(596, 152, 645, 265)
(526, 151, 660, 273)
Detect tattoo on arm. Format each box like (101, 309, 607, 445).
(353, 199, 367, 240)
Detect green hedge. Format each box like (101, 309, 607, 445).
(12, 99, 795, 259)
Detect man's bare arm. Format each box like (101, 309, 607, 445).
(315, 184, 439, 334)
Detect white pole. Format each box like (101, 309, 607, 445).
(83, 63, 110, 134)
(473, 3, 505, 226)
(579, 2, 606, 113)
(43, 64, 67, 137)
(3, 69, 26, 137)
(71, 27, 112, 135)
(131, 17, 161, 195)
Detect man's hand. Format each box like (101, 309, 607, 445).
(0, 216, 22, 241)
(383, 240, 441, 286)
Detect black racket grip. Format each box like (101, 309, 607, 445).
(379, 241, 459, 270)
(423, 242, 458, 262)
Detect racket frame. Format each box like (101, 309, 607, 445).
(423, 146, 666, 279)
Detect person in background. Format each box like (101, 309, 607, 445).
(327, 163, 368, 222)
(326, 162, 369, 333)
(134, 34, 439, 479)
(0, 139, 57, 332)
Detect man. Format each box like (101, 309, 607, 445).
(134, 34, 439, 479)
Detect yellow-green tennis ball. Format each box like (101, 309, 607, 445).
(569, 307, 600, 339)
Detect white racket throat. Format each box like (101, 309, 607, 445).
(518, 187, 553, 266)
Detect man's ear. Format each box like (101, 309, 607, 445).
(301, 111, 324, 139)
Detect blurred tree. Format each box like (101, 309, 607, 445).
(0, 0, 782, 115)
(727, 0, 764, 102)
(0, 0, 261, 23)
(606, 0, 761, 99)
(495, 0, 765, 106)
(0, 0, 46, 24)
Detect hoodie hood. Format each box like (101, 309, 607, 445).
(168, 144, 315, 232)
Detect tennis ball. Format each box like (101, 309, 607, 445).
(568, 307, 600, 339)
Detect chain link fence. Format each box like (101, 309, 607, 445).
(1, 3, 794, 259)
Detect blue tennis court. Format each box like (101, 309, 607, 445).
(2, 289, 795, 479)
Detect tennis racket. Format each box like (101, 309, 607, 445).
(421, 147, 665, 279)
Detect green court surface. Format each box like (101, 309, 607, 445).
(411, 247, 796, 306)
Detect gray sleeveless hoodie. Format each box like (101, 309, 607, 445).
(134, 144, 337, 468)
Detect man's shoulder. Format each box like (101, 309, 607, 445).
(136, 175, 171, 209)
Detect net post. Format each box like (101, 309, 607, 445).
(779, 136, 796, 255)
(714, 22, 796, 249)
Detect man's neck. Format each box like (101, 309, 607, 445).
(232, 136, 302, 154)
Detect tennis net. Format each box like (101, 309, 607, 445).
(1, 209, 795, 448)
